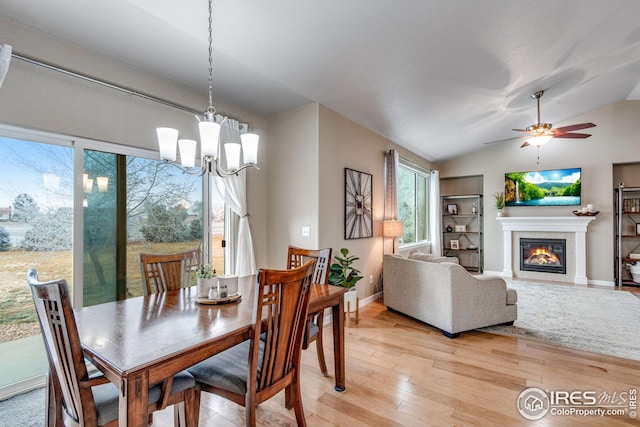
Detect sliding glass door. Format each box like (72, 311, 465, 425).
(0, 127, 222, 397)
(0, 134, 73, 395)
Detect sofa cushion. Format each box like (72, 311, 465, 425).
(408, 250, 459, 264)
(506, 288, 518, 305)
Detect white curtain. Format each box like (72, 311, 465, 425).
(429, 170, 442, 256)
(384, 149, 400, 254)
(214, 119, 256, 277)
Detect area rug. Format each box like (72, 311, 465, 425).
(478, 280, 640, 361)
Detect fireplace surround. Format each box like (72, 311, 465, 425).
(497, 216, 596, 284)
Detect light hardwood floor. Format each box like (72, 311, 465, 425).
(154, 293, 640, 427)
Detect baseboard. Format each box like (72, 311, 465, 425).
(0, 374, 45, 401)
(322, 291, 382, 325)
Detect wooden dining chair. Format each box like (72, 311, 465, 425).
(27, 269, 199, 427)
(188, 259, 316, 427)
(287, 245, 332, 376)
(140, 249, 200, 295)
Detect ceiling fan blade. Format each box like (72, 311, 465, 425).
(520, 141, 530, 148)
(484, 135, 524, 145)
(512, 128, 529, 132)
(552, 132, 592, 139)
(553, 123, 596, 133)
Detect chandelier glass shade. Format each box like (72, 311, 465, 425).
(156, 0, 258, 177)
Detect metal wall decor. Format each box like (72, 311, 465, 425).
(344, 168, 372, 239)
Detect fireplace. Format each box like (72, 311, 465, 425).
(520, 238, 566, 274)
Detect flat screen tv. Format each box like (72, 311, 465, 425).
(505, 168, 581, 207)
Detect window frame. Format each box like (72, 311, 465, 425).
(397, 158, 431, 249)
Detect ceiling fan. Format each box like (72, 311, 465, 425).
(514, 90, 596, 148)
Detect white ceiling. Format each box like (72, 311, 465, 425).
(2, 0, 640, 162)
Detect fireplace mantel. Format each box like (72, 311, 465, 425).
(497, 216, 596, 284)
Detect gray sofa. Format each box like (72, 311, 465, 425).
(383, 252, 517, 338)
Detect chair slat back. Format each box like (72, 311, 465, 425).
(252, 259, 315, 392)
(140, 249, 200, 295)
(27, 269, 97, 427)
(286, 246, 331, 285)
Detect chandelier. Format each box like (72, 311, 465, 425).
(156, 0, 259, 177)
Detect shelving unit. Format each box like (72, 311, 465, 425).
(615, 185, 640, 286)
(441, 194, 483, 272)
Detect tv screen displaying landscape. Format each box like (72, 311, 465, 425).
(505, 168, 581, 207)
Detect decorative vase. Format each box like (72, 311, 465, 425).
(197, 277, 218, 298)
(496, 209, 503, 217)
(344, 288, 358, 313)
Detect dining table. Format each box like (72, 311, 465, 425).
(46, 276, 347, 427)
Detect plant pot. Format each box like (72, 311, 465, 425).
(496, 209, 504, 217)
(344, 288, 358, 313)
(197, 277, 218, 298)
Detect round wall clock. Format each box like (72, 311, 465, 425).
(345, 168, 373, 239)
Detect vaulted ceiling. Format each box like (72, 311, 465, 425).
(2, 0, 640, 162)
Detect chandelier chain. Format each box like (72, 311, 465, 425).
(207, 0, 215, 114)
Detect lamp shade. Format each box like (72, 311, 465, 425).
(240, 133, 259, 164)
(224, 143, 241, 171)
(96, 176, 109, 192)
(178, 139, 197, 168)
(156, 127, 178, 161)
(383, 219, 404, 237)
(198, 120, 221, 157)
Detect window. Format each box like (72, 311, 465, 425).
(0, 124, 225, 396)
(398, 160, 430, 245)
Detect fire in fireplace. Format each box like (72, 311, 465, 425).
(520, 238, 566, 274)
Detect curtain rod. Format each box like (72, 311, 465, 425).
(13, 51, 204, 116)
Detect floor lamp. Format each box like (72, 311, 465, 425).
(383, 220, 404, 254)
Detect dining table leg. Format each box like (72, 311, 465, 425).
(331, 297, 346, 391)
(120, 373, 150, 427)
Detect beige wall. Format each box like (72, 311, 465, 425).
(438, 100, 640, 284)
(266, 103, 434, 300)
(317, 105, 434, 299)
(0, 17, 269, 268)
(266, 103, 320, 266)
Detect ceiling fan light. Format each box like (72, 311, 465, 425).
(527, 135, 552, 147)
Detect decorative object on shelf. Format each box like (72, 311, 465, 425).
(572, 210, 599, 217)
(156, 0, 259, 177)
(493, 191, 505, 217)
(471, 202, 477, 214)
(446, 225, 453, 232)
(344, 168, 373, 239)
(637, 223, 640, 236)
(467, 245, 478, 250)
(450, 240, 459, 250)
(447, 204, 458, 215)
(454, 224, 466, 232)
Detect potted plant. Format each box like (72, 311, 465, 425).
(493, 191, 505, 217)
(328, 248, 363, 312)
(196, 264, 217, 298)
